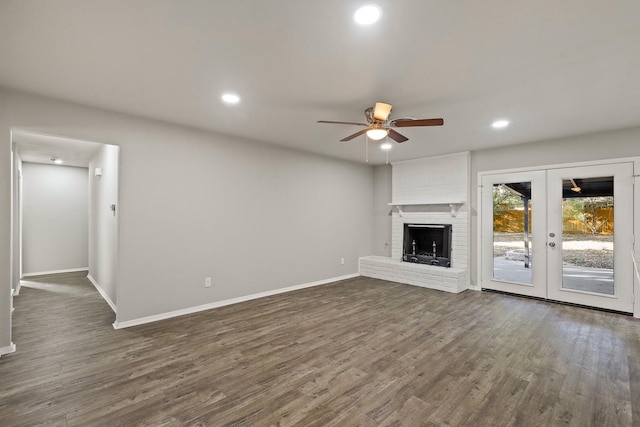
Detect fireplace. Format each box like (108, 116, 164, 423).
(402, 224, 452, 267)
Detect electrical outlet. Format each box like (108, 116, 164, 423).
(204, 277, 212, 288)
(341, 258, 345, 265)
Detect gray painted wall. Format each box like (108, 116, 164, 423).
(373, 164, 392, 256)
(0, 87, 373, 351)
(21, 162, 88, 275)
(88, 144, 119, 307)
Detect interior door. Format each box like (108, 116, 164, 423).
(481, 171, 547, 298)
(546, 163, 634, 313)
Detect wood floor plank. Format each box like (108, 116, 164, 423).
(1, 272, 639, 426)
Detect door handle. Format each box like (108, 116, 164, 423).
(548, 242, 556, 247)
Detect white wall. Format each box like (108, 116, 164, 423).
(470, 126, 640, 287)
(392, 153, 469, 205)
(370, 126, 640, 289)
(21, 162, 88, 275)
(0, 87, 373, 347)
(88, 144, 119, 308)
(10, 145, 22, 293)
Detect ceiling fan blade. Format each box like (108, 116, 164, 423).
(317, 120, 368, 126)
(373, 102, 392, 121)
(391, 118, 444, 127)
(387, 129, 409, 143)
(340, 129, 369, 141)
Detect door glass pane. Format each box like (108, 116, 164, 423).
(561, 177, 614, 295)
(492, 182, 532, 284)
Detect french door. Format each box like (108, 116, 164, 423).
(481, 162, 634, 313)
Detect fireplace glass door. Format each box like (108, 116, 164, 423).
(402, 224, 452, 267)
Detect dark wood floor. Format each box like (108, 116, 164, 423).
(1, 273, 639, 426)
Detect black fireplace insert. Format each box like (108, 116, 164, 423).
(402, 224, 452, 267)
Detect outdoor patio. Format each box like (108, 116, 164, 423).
(492, 232, 614, 295)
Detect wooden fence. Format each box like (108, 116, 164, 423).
(494, 207, 613, 234)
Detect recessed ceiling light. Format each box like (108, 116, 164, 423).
(380, 142, 392, 150)
(354, 5, 382, 25)
(492, 119, 510, 129)
(51, 157, 63, 164)
(221, 93, 240, 104)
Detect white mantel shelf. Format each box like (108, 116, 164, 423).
(389, 201, 465, 217)
(388, 201, 465, 206)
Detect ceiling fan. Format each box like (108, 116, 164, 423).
(318, 102, 444, 143)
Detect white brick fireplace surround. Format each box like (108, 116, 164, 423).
(360, 152, 470, 293)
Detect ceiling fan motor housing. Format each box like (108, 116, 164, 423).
(365, 107, 376, 124)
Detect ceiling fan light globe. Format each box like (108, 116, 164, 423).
(366, 128, 388, 140)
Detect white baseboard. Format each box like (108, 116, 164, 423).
(0, 343, 16, 357)
(87, 274, 117, 313)
(12, 284, 20, 296)
(22, 267, 89, 278)
(113, 273, 360, 329)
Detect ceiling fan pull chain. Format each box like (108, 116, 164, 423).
(386, 136, 389, 165)
(365, 135, 369, 163)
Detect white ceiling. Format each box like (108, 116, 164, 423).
(1, 1, 639, 164)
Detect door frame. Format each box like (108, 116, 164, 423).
(477, 156, 640, 318)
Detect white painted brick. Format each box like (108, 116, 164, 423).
(392, 154, 468, 204)
(359, 256, 467, 293)
(378, 152, 471, 291)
